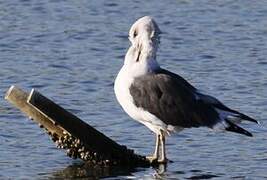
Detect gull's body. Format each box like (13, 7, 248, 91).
(114, 16, 258, 163)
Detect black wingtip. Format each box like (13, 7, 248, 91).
(225, 119, 253, 137)
(239, 114, 259, 124)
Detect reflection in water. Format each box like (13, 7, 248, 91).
(50, 161, 222, 179)
(152, 163, 221, 179)
(50, 161, 146, 179)
(153, 163, 167, 179)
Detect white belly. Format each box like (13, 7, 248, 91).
(114, 67, 182, 135)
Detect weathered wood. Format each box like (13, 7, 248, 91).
(5, 86, 149, 166)
(5, 86, 64, 137)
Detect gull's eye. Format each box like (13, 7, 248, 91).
(133, 30, 138, 38)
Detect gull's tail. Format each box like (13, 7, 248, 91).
(225, 119, 253, 137)
(197, 92, 259, 137)
(214, 108, 259, 137)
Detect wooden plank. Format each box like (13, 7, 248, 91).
(5, 86, 149, 166)
(28, 89, 121, 155)
(5, 86, 64, 137)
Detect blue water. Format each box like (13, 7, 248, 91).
(1, 0, 267, 179)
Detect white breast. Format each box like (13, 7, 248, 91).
(114, 67, 140, 121)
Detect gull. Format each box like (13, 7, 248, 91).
(114, 16, 258, 163)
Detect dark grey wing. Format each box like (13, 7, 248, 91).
(130, 69, 220, 128)
(155, 68, 196, 91)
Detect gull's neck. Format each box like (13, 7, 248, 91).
(123, 44, 160, 78)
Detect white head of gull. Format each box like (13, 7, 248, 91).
(124, 16, 161, 77)
(114, 16, 258, 163)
